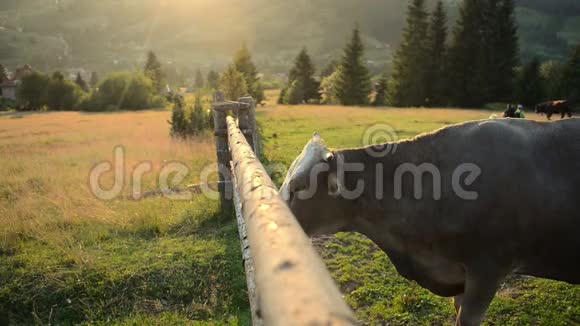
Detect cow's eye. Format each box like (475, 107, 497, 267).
(328, 173, 340, 196)
(289, 178, 307, 193)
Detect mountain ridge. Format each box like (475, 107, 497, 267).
(0, 0, 578, 75)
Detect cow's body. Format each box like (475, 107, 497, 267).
(535, 100, 572, 120)
(281, 119, 580, 326)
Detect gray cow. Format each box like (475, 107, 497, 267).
(280, 119, 580, 326)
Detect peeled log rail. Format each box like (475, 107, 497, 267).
(226, 115, 357, 325)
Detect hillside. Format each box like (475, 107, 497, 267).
(0, 0, 578, 76)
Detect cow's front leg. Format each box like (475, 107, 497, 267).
(454, 294, 464, 313)
(455, 269, 505, 326)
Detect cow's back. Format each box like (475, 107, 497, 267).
(422, 118, 580, 283)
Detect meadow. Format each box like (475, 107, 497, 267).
(1, 96, 578, 325)
(258, 97, 580, 325)
(0, 110, 250, 324)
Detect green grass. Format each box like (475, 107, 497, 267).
(2, 103, 578, 325)
(0, 196, 250, 325)
(0, 111, 250, 325)
(258, 103, 580, 325)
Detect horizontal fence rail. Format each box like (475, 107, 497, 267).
(212, 92, 356, 325)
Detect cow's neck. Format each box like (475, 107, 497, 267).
(334, 140, 434, 252)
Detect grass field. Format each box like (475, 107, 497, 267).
(258, 97, 580, 325)
(1, 95, 578, 325)
(0, 110, 250, 325)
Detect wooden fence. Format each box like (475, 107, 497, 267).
(212, 92, 357, 325)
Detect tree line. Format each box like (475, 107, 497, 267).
(277, 0, 580, 108)
(9, 52, 168, 112)
(2, 48, 250, 112)
(169, 44, 266, 138)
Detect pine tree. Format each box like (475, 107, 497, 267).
(194, 69, 204, 89)
(335, 26, 372, 106)
(540, 60, 565, 100)
(89, 72, 99, 88)
(282, 47, 319, 104)
(234, 44, 264, 103)
(389, 0, 430, 107)
(516, 58, 545, 107)
(373, 75, 388, 106)
(75, 72, 90, 92)
(169, 95, 187, 137)
(207, 70, 220, 89)
(144, 51, 165, 93)
(562, 45, 580, 102)
(448, 0, 518, 107)
(448, 0, 487, 107)
(0, 64, 8, 82)
(283, 79, 305, 105)
(220, 64, 248, 101)
(320, 59, 338, 79)
(487, 0, 519, 102)
(320, 70, 341, 104)
(191, 94, 205, 135)
(425, 0, 448, 106)
(0, 64, 8, 97)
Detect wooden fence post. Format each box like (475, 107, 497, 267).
(212, 91, 233, 215)
(238, 97, 260, 158)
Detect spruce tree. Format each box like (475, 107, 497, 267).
(194, 69, 204, 89)
(191, 94, 205, 135)
(220, 64, 248, 101)
(448, 0, 487, 107)
(487, 0, 519, 102)
(373, 75, 388, 106)
(89, 72, 99, 88)
(283, 47, 319, 104)
(75, 72, 90, 92)
(335, 26, 371, 106)
(0, 64, 8, 82)
(144, 51, 165, 93)
(389, 0, 430, 107)
(207, 70, 220, 89)
(448, 0, 518, 107)
(169, 95, 187, 137)
(320, 59, 337, 79)
(425, 0, 448, 106)
(540, 60, 565, 100)
(234, 44, 264, 103)
(284, 79, 305, 105)
(516, 58, 545, 107)
(562, 45, 580, 102)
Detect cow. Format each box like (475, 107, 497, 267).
(535, 100, 572, 120)
(280, 119, 580, 326)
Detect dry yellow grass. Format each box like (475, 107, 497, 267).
(0, 110, 215, 250)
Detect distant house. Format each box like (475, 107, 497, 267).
(0, 80, 17, 101)
(0, 64, 33, 101)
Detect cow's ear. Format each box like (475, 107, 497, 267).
(328, 172, 340, 197)
(323, 151, 334, 162)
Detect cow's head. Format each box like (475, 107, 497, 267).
(280, 133, 356, 236)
